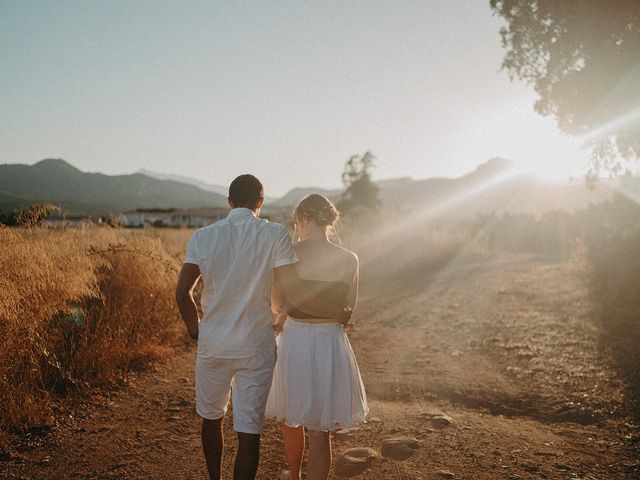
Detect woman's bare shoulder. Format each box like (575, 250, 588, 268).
(330, 244, 359, 273)
(332, 243, 358, 260)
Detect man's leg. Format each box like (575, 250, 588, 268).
(195, 355, 234, 480)
(231, 348, 277, 480)
(234, 432, 261, 480)
(202, 417, 224, 480)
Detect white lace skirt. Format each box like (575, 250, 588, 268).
(265, 318, 368, 431)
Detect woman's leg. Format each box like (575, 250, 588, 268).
(281, 424, 305, 479)
(307, 430, 331, 480)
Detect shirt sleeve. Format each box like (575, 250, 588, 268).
(273, 225, 299, 268)
(183, 230, 200, 265)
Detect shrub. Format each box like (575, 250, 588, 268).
(0, 227, 188, 433)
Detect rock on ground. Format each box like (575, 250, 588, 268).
(380, 437, 421, 460)
(334, 447, 378, 477)
(436, 470, 456, 479)
(420, 411, 454, 428)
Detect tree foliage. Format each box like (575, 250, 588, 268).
(338, 151, 379, 217)
(13, 204, 60, 228)
(491, 0, 640, 175)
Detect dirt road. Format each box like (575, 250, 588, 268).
(2, 255, 639, 479)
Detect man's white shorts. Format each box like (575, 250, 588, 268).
(195, 347, 276, 434)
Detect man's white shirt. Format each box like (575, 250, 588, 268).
(184, 208, 298, 358)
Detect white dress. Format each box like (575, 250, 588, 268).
(265, 316, 368, 431)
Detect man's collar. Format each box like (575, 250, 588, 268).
(227, 207, 257, 218)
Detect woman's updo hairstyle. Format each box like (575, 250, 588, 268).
(294, 194, 339, 227)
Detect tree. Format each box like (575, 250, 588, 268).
(338, 151, 379, 217)
(490, 0, 640, 176)
(13, 204, 60, 228)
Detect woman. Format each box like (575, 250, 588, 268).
(266, 194, 368, 480)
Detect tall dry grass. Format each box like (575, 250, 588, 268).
(582, 197, 640, 417)
(0, 226, 188, 433)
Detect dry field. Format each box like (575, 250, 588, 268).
(0, 227, 190, 435)
(1, 227, 639, 479)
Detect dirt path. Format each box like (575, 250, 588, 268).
(2, 255, 639, 479)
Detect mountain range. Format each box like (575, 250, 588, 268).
(0, 159, 227, 216)
(0, 158, 617, 218)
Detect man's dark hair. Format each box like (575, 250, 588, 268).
(228, 174, 264, 208)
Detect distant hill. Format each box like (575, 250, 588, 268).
(272, 157, 615, 217)
(138, 168, 280, 203)
(0, 159, 228, 216)
(137, 168, 229, 196)
(0, 157, 616, 218)
(375, 158, 614, 217)
(270, 187, 343, 208)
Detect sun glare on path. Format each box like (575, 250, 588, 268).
(350, 165, 521, 277)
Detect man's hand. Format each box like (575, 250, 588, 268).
(272, 305, 287, 336)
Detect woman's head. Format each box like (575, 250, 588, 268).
(294, 194, 339, 240)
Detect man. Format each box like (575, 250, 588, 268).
(175, 174, 347, 480)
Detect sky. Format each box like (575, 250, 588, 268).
(1, 0, 590, 197)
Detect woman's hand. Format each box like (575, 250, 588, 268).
(337, 306, 353, 325)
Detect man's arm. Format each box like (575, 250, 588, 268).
(176, 263, 201, 340)
(274, 264, 352, 323)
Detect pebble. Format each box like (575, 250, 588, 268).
(436, 471, 455, 479)
(334, 427, 358, 439)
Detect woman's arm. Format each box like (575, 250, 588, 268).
(347, 263, 359, 311)
(343, 254, 359, 330)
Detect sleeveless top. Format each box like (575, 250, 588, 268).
(287, 279, 351, 319)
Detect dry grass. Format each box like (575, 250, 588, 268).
(563, 195, 640, 418)
(0, 226, 189, 433)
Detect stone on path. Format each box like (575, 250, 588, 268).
(380, 437, 421, 460)
(335, 447, 378, 477)
(420, 411, 454, 428)
(334, 427, 358, 439)
(435, 470, 455, 479)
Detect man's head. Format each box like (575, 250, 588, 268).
(228, 174, 264, 211)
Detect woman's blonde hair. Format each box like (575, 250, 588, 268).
(294, 194, 341, 244)
(294, 194, 339, 226)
